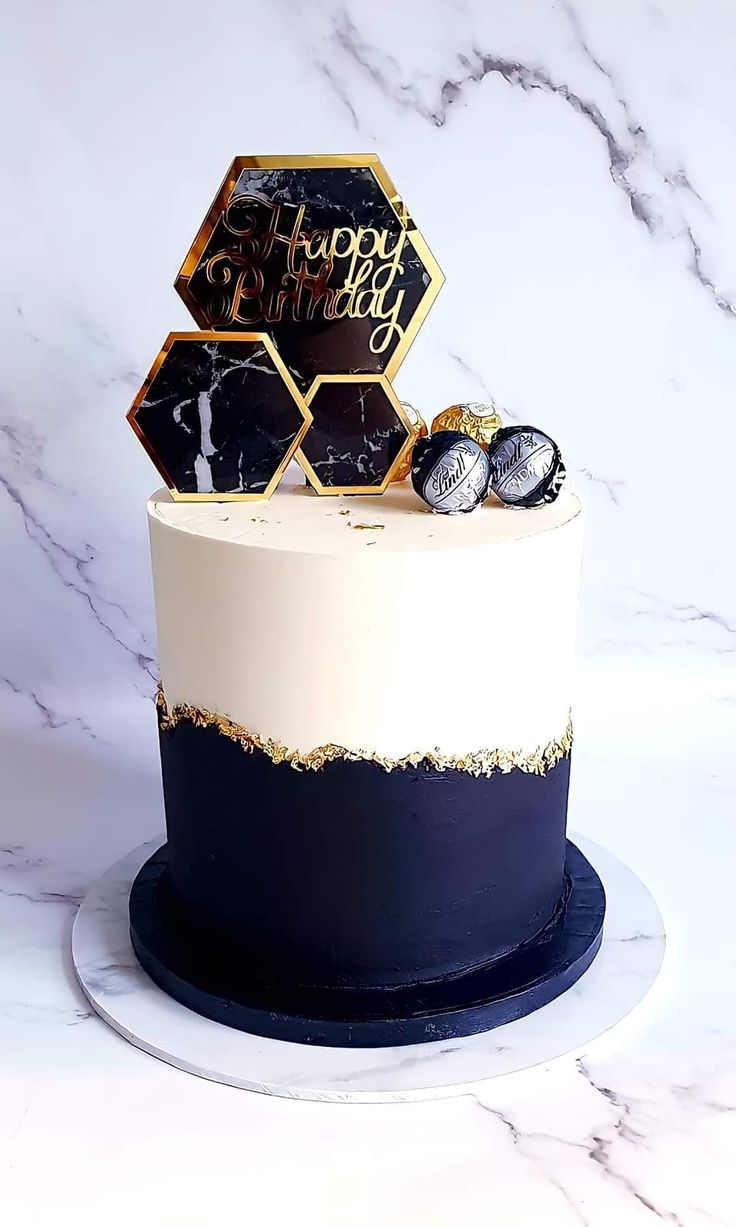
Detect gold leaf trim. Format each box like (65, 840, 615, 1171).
(156, 687, 572, 778)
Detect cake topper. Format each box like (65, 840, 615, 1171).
(175, 155, 443, 388)
(127, 332, 311, 500)
(127, 154, 443, 500)
(126, 156, 566, 508)
(298, 375, 413, 494)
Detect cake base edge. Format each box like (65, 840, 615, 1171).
(128, 840, 605, 1048)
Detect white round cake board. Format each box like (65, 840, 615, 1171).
(72, 836, 665, 1103)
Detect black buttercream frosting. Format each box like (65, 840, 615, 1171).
(156, 715, 571, 991)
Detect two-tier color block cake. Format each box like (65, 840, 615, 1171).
(129, 480, 605, 1046)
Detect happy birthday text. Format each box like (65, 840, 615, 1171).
(201, 194, 408, 354)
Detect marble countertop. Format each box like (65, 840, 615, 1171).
(1, 672, 734, 1227)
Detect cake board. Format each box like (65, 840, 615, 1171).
(127, 838, 605, 1047)
(72, 836, 665, 1102)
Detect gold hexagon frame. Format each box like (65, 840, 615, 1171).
(296, 374, 414, 496)
(174, 154, 445, 383)
(126, 331, 313, 502)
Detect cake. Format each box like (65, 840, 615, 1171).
(125, 152, 604, 1047)
(129, 478, 605, 1046)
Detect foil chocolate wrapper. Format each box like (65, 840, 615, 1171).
(486, 426, 566, 508)
(411, 431, 490, 514)
(430, 403, 502, 449)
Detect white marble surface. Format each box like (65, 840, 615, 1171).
(0, 0, 735, 1221)
(72, 836, 664, 1101)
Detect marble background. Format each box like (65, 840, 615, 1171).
(1, 2, 734, 1224)
(1, 0, 735, 739)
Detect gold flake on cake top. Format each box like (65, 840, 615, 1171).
(156, 687, 573, 778)
(430, 403, 502, 450)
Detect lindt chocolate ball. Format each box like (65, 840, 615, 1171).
(486, 426, 566, 508)
(391, 401, 428, 482)
(411, 431, 491, 514)
(430, 402, 502, 450)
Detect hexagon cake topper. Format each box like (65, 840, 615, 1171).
(298, 375, 413, 495)
(175, 154, 444, 389)
(127, 332, 312, 501)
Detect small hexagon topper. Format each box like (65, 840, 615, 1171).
(297, 375, 413, 494)
(175, 155, 444, 390)
(127, 332, 312, 501)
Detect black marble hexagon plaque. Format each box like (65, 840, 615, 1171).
(175, 155, 444, 390)
(127, 332, 312, 500)
(297, 375, 412, 494)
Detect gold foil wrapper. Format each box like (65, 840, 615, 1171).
(431, 403, 502, 449)
(156, 686, 572, 778)
(391, 401, 428, 482)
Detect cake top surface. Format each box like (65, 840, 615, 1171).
(148, 475, 581, 556)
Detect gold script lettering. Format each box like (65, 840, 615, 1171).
(203, 193, 407, 351)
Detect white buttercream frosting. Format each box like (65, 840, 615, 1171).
(148, 476, 584, 758)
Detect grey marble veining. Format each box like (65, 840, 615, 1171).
(132, 337, 306, 496)
(301, 379, 409, 488)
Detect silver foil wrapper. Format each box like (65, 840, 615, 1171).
(486, 426, 565, 508)
(411, 431, 490, 514)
